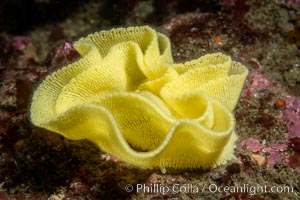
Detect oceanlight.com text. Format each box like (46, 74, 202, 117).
(124, 183, 295, 196)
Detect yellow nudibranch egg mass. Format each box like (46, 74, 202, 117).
(30, 26, 248, 171)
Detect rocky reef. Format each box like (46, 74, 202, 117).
(0, 0, 299, 199)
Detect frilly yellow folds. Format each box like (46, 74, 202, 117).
(30, 26, 248, 171)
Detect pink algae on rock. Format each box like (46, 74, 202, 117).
(281, 97, 300, 138)
(262, 146, 286, 167)
(269, 143, 286, 152)
(241, 138, 289, 167)
(242, 70, 275, 98)
(241, 137, 264, 152)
